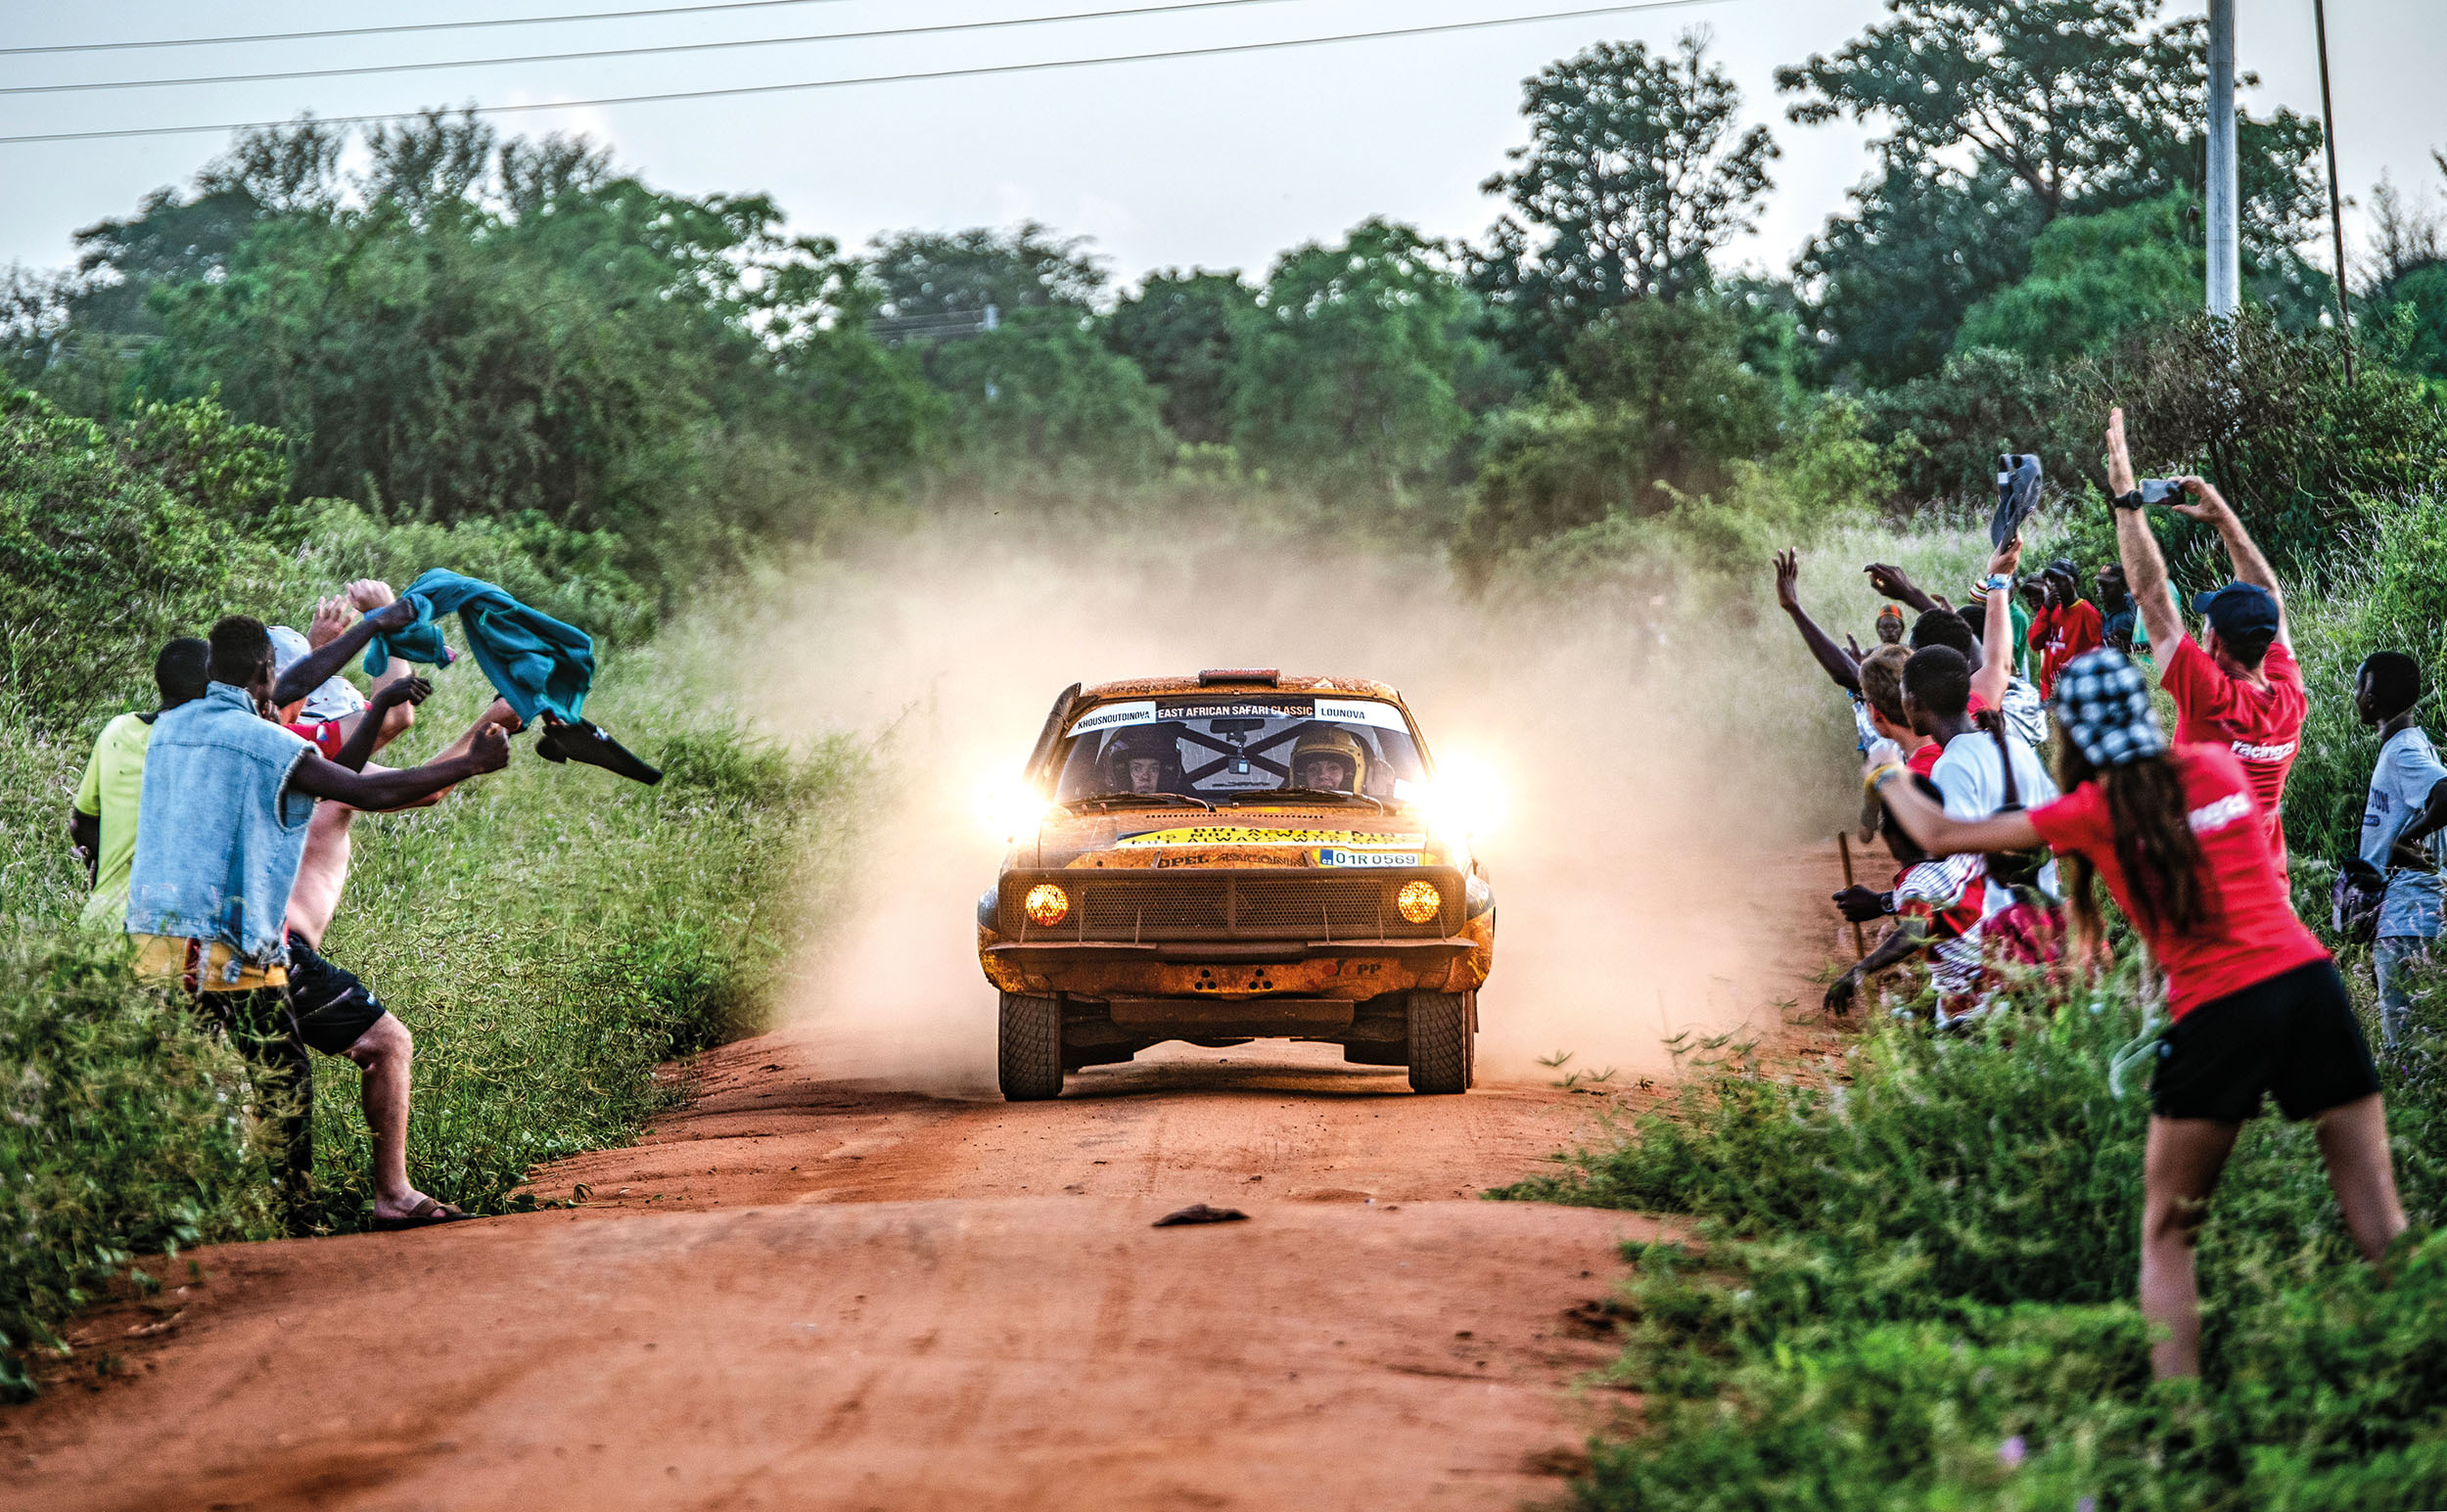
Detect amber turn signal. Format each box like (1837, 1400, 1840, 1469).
(1394, 879, 1441, 925)
(1025, 883, 1071, 927)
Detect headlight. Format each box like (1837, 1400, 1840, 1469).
(979, 773, 1053, 841)
(1025, 883, 1071, 927)
(1411, 752, 1506, 842)
(1395, 879, 1442, 925)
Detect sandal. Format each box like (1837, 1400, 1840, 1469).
(371, 1197, 476, 1232)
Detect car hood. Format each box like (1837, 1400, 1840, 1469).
(1028, 804, 1457, 872)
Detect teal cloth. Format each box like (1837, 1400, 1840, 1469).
(363, 569, 596, 724)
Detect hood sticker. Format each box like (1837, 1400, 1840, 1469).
(1115, 826, 1426, 849)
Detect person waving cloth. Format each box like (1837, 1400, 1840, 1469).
(364, 569, 659, 784)
(1865, 647, 2408, 1380)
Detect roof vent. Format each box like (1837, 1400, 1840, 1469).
(1198, 667, 1279, 686)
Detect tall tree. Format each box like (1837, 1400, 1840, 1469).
(1778, 0, 2325, 385)
(1101, 269, 1257, 446)
(1474, 30, 1777, 372)
(864, 222, 1107, 331)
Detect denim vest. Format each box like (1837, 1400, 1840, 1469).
(125, 681, 315, 977)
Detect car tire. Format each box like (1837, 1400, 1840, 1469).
(1407, 990, 1472, 1095)
(998, 992, 1064, 1101)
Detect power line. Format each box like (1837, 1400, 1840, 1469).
(1, 0, 1315, 99)
(0, 0, 1738, 146)
(0, 0, 866, 59)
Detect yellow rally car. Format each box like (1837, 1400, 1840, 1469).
(977, 670, 1496, 1100)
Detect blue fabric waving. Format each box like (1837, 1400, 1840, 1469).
(363, 570, 596, 724)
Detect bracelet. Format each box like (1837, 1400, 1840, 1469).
(1864, 761, 1905, 796)
(1983, 573, 2011, 592)
(2112, 488, 2146, 512)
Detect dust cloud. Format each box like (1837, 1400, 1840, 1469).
(718, 512, 1855, 1092)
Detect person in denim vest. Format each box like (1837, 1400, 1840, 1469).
(2355, 652, 2447, 1049)
(127, 615, 510, 1229)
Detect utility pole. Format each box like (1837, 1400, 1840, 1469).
(2205, 0, 2240, 318)
(2314, 0, 2355, 382)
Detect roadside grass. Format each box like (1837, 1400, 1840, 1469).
(1504, 966, 2447, 1509)
(0, 626, 866, 1397)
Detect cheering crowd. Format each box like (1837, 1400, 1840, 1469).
(1777, 407, 2416, 1380)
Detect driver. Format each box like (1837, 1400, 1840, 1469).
(1288, 728, 1369, 795)
(1102, 725, 1183, 796)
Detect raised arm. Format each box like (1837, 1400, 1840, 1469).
(1865, 745, 2045, 856)
(1972, 537, 2021, 711)
(289, 725, 508, 810)
(271, 594, 416, 710)
(1864, 562, 1940, 615)
(327, 676, 431, 773)
(2170, 481, 2288, 650)
(1775, 550, 1863, 694)
(2105, 408, 2185, 656)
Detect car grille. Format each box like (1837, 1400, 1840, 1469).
(1000, 869, 1463, 941)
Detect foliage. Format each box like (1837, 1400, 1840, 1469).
(929, 307, 1176, 480)
(1101, 268, 1257, 446)
(1957, 193, 2206, 365)
(865, 220, 1108, 323)
(1228, 218, 1490, 495)
(0, 923, 280, 1400)
(1510, 965, 2447, 1510)
(2365, 262, 2447, 388)
(1474, 30, 1778, 370)
(1778, 0, 2326, 384)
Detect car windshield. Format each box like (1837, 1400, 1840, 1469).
(1052, 695, 1426, 805)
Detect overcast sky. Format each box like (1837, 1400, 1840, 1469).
(2, 0, 2442, 291)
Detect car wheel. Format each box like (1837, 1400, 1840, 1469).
(1407, 990, 1471, 1095)
(998, 991, 1064, 1101)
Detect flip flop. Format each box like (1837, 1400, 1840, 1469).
(372, 1198, 475, 1231)
(534, 716, 663, 785)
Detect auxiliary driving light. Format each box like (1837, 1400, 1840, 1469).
(1395, 879, 1442, 925)
(1024, 883, 1071, 928)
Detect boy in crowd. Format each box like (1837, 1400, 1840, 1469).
(127, 615, 509, 1229)
(1862, 559, 2047, 746)
(69, 638, 209, 931)
(1771, 547, 1890, 756)
(2105, 407, 2307, 875)
(1825, 773, 1990, 1027)
(1832, 643, 1937, 924)
(2029, 559, 2103, 699)
(2355, 652, 2447, 1048)
(1907, 643, 2062, 924)
(2098, 563, 2151, 661)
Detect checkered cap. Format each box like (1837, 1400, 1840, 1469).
(2053, 649, 2166, 767)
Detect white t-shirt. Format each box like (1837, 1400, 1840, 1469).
(1930, 725, 2062, 915)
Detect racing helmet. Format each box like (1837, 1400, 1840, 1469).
(1288, 727, 1368, 794)
(1102, 724, 1184, 793)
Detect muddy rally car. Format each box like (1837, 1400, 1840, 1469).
(977, 670, 1496, 1099)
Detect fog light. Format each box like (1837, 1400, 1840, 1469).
(1395, 879, 1441, 925)
(1025, 883, 1071, 928)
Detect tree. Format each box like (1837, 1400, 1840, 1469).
(928, 308, 1174, 479)
(864, 222, 1107, 330)
(1228, 219, 1487, 494)
(1955, 194, 2203, 366)
(1778, 0, 2325, 384)
(1474, 30, 1777, 371)
(1101, 269, 1257, 446)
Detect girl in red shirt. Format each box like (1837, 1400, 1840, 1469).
(1866, 648, 2406, 1379)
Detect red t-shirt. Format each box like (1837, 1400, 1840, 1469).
(2160, 635, 2305, 867)
(1905, 741, 1942, 777)
(2029, 744, 2327, 1018)
(2036, 599, 2103, 698)
(283, 719, 346, 760)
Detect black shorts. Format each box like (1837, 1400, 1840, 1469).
(2151, 960, 2379, 1123)
(283, 930, 389, 1056)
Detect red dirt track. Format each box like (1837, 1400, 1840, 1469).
(4, 850, 1848, 1511)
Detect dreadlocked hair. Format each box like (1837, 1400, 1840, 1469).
(2055, 741, 2205, 945)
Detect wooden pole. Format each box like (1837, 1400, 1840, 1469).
(2314, 0, 2355, 383)
(1836, 832, 1868, 961)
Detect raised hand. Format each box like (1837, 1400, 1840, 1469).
(1773, 548, 1802, 612)
(1988, 534, 2023, 580)
(346, 577, 398, 611)
(1864, 562, 1916, 602)
(374, 674, 433, 710)
(306, 594, 353, 650)
(2105, 407, 2137, 495)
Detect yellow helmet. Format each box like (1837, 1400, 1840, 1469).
(1288, 728, 1367, 794)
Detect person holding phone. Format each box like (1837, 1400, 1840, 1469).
(2105, 408, 2308, 880)
(1864, 648, 2406, 1378)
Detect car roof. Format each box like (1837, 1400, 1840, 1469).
(1076, 674, 1405, 704)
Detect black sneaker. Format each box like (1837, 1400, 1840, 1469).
(535, 716, 663, 785)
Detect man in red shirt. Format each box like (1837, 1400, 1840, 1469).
(2104, 407, 2306, 874)
(2030, 561, 2103, 699)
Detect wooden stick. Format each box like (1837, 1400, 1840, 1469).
(1836, 832, 1868, 961)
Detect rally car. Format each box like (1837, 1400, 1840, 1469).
(976, 670, 1497, 1099)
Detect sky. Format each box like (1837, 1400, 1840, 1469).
(1, 0, 2442, 292)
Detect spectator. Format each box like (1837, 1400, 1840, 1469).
(1825, 773, 1989, 1027)
(125, 615, 509, 1229)
(1831, 646, 1937, 928)
(1867, 648, 2407, 1379)
(2098, 564, 2151, 661)
(1772, 548, 1884, 756)
(1874, 602, 1907, 647)
(1906, 644, 2062, 924)
(2105, 407, 2307, 876)
(1866, 560, 2045, 746)
(69, 638, 210, 931)
(2031, 560, 2103, 699)
(2354, 651, 2447, 1049)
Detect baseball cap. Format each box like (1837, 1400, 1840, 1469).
(267, 624, 370, 722)
(2053, 649, 2167, 768)
(2190, 581, 2280, 643)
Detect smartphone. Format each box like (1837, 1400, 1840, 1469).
(2140, 479, 2185, 505)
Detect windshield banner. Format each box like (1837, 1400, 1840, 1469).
(1066, 701, 1157, 736)
(1314, 699, 1407, 730)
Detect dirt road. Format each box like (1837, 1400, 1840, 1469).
(4, 1039, 1687, 1512)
